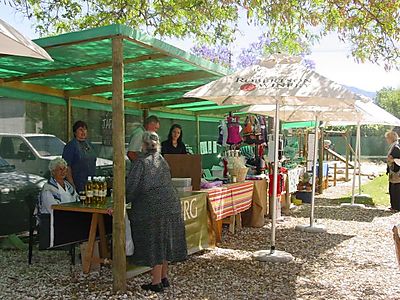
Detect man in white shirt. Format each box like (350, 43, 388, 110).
(127, 115, 160, 161)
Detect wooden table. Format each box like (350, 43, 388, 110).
(204, 181, 254, 242)
(53, 193, 210, 276)
(52, 200, 112, 274)
(242, 179, 268, 227)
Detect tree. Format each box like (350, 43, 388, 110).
(190, 44, 232, 68)
(5, 0, 400, 68)
(191, 34, 316, 70)
(376, 87, 400, 119)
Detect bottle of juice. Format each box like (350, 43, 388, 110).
(85, 176, 93, 205)
(92, 177, 99, 205)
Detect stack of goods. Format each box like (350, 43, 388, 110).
(172, 178, 192, 192)
(80, 176, 108, 205)
(226, 150, 248, 182)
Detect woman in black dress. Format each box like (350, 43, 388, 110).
(161, 124, 187, 155)
(127, 131, 187, 293)
(386, 130, 400, 211)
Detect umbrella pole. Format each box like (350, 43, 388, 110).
(253, 99, 293, 263)
(341, 122, 366, 208)
(295, 114, 326, 233)
(270, 100, 280, 252)
(357, 124, 362, 194)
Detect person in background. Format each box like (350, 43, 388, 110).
(386, 130, 400, 211)
(62, 120, 97, 192)
(39, 157, 78, 214)
(161, 124, 187, 155)
(126, 131, 187, 293)
(127, 115, 160, 161)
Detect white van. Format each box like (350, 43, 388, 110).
(0, 133, 113, 178)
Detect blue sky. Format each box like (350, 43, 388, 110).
(1, 4, 400, 93)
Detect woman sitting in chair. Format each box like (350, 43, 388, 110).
(39, 157, 79, 214)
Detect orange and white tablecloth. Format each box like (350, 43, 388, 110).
(204, 181, 254, 221)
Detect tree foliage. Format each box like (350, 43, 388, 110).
(5, 0, 400, 68)
(376, 87, 400, 119)
(191, 34, 316, 70)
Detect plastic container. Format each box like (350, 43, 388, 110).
(295, 191, 312, 203)
(211, 166, 224, 178)
(171, 178, 192, 187)
(175, 186, 193, 192)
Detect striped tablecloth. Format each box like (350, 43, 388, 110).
(205, 181, 254, 221)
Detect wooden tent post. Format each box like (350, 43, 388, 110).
(66, 97, 72, 140)
(111, 36, 126, 292)
(196, 114, 200, 154)
(142, 109, 149, 121)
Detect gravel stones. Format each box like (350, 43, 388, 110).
(1, 172, 400, 299)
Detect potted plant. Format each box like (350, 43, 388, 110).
(297, 172, 312, 191)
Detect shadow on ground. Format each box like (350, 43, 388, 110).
(292, 202, 395, 222)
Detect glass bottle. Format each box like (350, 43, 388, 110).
(92, 177, 99, 205)
(85, 176, 93, 205)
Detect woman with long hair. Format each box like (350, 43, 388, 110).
(161, 124, 187, 155)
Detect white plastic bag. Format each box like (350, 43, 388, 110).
(125, 214, 134, 256)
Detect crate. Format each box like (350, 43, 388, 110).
(295, 191, 312, 204)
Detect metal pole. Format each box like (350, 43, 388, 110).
(318, 126, 324, 194)
(310, 114, 319, 227)
(350, 123, 360, 205)
(270, 99, 280, 252)
(111, 36, 126, 292)
(358, 124, 362, 194)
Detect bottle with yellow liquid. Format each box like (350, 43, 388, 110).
(85, 176, 93, 205)
(98, 177, 105, 205)
(103, 177, 108, 204)
(92, 177, 99, 205)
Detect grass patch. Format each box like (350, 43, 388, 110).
(337, 174, 390, 207)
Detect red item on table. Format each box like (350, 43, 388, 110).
(268, 173, 285, 196)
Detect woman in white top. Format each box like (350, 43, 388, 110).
(39, 157, 79, 214)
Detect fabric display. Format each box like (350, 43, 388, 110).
(217, 120, 228, 146)
(256, 145, 266, 171)
(257, 115, 268, 145)
(268, 173, 285, 196)
(242, 115, 258, 144)
(226, 116, 242, 145)
(242, 115, 268, 145)
(267, 134, 284, 162)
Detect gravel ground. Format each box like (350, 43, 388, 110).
(1, 168, 400, 300)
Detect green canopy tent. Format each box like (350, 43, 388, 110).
(0, 24, 246, 291)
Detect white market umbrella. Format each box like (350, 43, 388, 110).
(328, 101, 400, 207)
(184, 53, 367, 262)
(245, 101, 400, 218)
(0, 19, 53, 61)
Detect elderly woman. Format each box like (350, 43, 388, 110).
(39, 157, 79, 214)
(127, 131, 187, 293)
(386, 131, 400, 211)
(62, 120, 97, 192)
